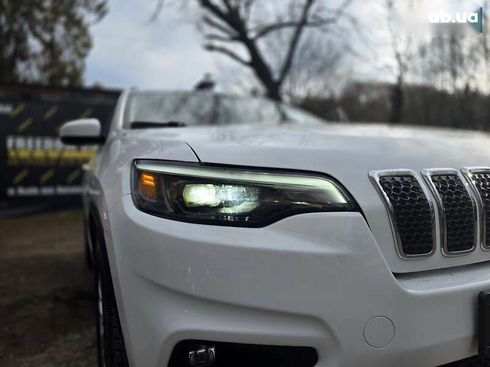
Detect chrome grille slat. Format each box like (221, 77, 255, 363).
(462, 167, 490, 250)
(370, 170, 436, 258)
(422, 169, 478, 256)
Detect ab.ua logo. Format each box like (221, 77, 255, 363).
(428, 7, 484, 33)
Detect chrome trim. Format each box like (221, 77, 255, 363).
(461, 167, 490, 250)
(369, 169, 436, 260)
(421, 168, 479, 256)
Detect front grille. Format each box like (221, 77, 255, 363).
(371, 168, 484, 259)
(375, 174, 434, 256)
(466, 170, 490, 248)
(430, 174, 476, 253)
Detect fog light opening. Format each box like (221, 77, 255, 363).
(188, 345, 216, 367)
(168, 340, 318, 367)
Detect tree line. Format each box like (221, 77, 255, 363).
(0, 0, 488, 131)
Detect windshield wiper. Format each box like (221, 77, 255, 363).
(130, 121, 187, 129)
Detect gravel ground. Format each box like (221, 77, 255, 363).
(0, 211, 96, 367)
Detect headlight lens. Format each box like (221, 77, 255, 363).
(132, 160, 358, 227)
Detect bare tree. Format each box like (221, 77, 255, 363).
(282, 34, 344, 100)
(154, 0, 354, 101)
(385, 0, 414, 124)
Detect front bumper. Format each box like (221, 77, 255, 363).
(105, 195, 490, 367)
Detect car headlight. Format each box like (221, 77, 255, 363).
(132, 160, 358, 227)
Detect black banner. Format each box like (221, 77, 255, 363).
(0, 84, 120, 208)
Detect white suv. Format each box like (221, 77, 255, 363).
(60, 90, 490, 367)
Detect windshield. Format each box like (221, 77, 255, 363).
(125, 91, 326, 128)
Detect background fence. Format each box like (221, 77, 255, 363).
(0, 84, 120, 210)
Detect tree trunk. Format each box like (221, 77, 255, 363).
(389, 76, 403, 123)
(265, 82, 282, 101)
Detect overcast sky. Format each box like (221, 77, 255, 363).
(85, 0, 486, 93)
(85, 0, 234, 91)
(84, 0, 386, 92)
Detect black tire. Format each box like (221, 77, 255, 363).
(94, 228, 129, 367)
(84, 222, 94, 268)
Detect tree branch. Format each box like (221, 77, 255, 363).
(277, 0, 316, 84)
(252, 18, 337, 40)
(204, 43, 250, 66)
(221, 0, 235, 14)
(251, 0, 353, 40)
(240, 0, 255, 23)
(200, 0, 248, 37)
(204, 33, 239, 42)
(199, 0, 230, 24)
(148, 0, 164, 23)
(202, 15, 235, 36)
(252, 21, 304, 40)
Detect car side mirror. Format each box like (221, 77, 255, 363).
(59, 118, 105, 145)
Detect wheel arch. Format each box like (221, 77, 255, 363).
(88, 202, 105, 257)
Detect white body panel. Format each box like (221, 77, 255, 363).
(84, 91, 490, 367)
(60, 118, 102, 138)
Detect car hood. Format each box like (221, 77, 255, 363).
(146, 122, 490, 170)
(126, 122, 490, 273)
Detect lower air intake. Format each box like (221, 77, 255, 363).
(168, 340, 318, 367)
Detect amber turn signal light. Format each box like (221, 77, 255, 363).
(139, 172, 158, 201)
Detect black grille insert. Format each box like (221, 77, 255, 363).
(430, 174, 476, 253)
(467, 171, 490, 248)
(378, 175, 434, 256)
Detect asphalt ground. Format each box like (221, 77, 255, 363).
(0, 211, 96, 367)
